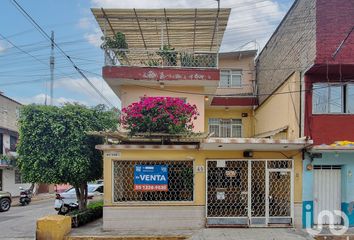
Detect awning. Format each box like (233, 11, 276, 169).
(253, 126, 288, 138)
(200, 137, 313, 151)
(91, 8, 231, 52)
(309, 145, 354, 153)
(90, 131, 313, 151)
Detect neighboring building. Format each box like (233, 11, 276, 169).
(0, 93, 31, 196)
(92, 8, 311, 231)
(255, 0, 354, 228)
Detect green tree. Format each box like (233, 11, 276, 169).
(17, 103, 118, 210)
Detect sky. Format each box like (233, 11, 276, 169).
(0, 0, 294, 108)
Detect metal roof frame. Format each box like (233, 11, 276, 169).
(92, 8, 231, 52)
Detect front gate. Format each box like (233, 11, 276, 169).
(206, 159, 293, 227)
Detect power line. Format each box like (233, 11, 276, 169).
(10, 0, 115, 108)
(0, 33, 104, 105)
(82, 68, 354, 98)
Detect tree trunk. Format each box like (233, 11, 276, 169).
(74, 183, 88, 210)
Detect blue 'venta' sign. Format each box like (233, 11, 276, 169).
(134, 165, 168, 191)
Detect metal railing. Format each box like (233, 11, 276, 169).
(104, 48, 218, 69)
(0, 158, 15, 168)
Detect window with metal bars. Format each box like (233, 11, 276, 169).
(208, 118, 242, 138)
(113, 160, 194, 202)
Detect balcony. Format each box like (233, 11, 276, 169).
(104, 48, 218, 69)
(0, 158, 15, 169)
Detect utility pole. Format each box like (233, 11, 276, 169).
(49, 31, 55, 105)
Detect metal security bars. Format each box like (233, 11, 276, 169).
(207, 160, 248, 218)
(206, 159, 293, 226)
(208, 118, 242, 138)
(113, 160, 194, 202)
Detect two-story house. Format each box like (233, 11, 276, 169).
(255, 0, 354, 228)
(92, 8, 312, 231)
(0, 93, 30, 196)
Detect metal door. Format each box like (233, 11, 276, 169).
(250, 161, 266, 225)
(267, 170, 292, 224)
(206, 159, 293, 227)
(313, 167, 341, 225)
(206, 160, 249, 225)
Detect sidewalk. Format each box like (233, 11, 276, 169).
(11, 192, 55, 207)
(69, 219, 314, 240)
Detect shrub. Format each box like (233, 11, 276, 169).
(68, 201, 103, 228)
(121, 97, 199, 135)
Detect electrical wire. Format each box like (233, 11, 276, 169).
(10, 0, 115, 108)
(81, 68, 354, 98)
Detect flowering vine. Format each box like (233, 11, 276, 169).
(121, 97, 199, 135)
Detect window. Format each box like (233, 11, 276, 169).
(113, 160, 194, 202)
(208, 118, 242, 137)
(313, 83, 354, 114)
(220, 70, 242, 88)
(15, 170, 23, 184)
(10, 136, 17, 152)
(347, 84, 354, 113)
(16, 108, 20, 120)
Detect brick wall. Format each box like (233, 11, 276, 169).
(316, 0, 354, 64)
(304, 74, 354, 145)
(256, 0, 316, 104)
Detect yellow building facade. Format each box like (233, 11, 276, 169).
(92, 8, 312, 231)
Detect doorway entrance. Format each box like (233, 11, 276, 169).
(206, 159, 293, 227)
(313, 165, 341, 225)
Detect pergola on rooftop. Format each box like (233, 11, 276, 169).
(92, 8, 231, 68)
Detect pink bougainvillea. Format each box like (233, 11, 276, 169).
(121, 97, 199, 135)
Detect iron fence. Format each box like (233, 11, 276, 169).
(104, 48, 218, 69)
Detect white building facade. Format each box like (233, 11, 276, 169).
(0, 93, 30, 196)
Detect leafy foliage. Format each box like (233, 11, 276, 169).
(69, 200, 103, 228)
(17, 104, 118, 208)
(101, 32, 128, 50)
(121, 97, 199, 135)
(101, 32, 129, 64)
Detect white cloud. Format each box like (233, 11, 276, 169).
(0, 40, 10, 54)
(77, 17, 92, 29)
(84, 27, 102, 48)
(54, 76, 120, 107)
(77, 15, 103, 48)
(18, 94, 88, 106)
(88, 0, 289, 51)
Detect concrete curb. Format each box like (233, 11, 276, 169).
(11, 194, 55, 207)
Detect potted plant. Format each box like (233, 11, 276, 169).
(157, 45, 177, 66)
(101, 32, 129, 65)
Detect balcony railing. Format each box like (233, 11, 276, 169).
(104, 48, 218, 69)
(0, 158, 15, 168)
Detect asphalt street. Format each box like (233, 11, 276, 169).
(0, 198, 54, 240)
